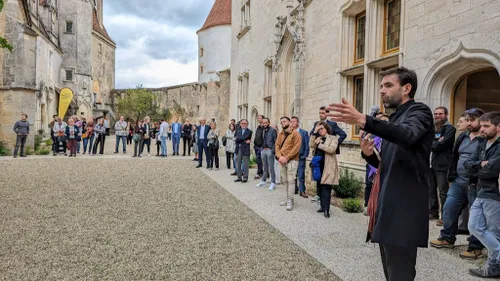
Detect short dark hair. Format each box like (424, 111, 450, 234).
(319, 106, 330, 113)
(380, 67, 418, 99)
(435, 106, 448, 115)
(316, 121, 331, 134)
(258, 115, 265, 119)
(262, 117, 270, 123)
(240, 119, 248, 123)
(231, 119, 235, 122)
(465, 107, 485, 119)
(291, 116, 299, 122)
(53, 115, 58, 118)
(280, 116, 291, 121)
(21, 114, 28, 118)
(160, 119, 165, 122)
(479, 111, 500, 126)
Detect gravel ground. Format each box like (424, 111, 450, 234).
(0, 157, 340, 280)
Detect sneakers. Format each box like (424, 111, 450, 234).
(280, 201, 287, 206)
(255, 181, 266, 188)
(286, 199, 293, 211)
(311, 195, 320, 202)
(460, 249, 483, 260)
(469, 266, 500, 278)
(430, 238, 455, 248)
(268, 183, 276, 191)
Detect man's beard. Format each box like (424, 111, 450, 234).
(434, 119, 445, 132)
(282, 125, 289, 130)
(383, 94, 402, 109)
(468, 125, 480, 133)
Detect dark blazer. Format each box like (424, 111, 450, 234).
(263, 126, 278, 154)
(141, 123, 153, 139)
(447, 132, 468, 182)
(235, 128, 253, 156)
(311, 120, 347, 154)
(298, 128, 310, 160)
(196, 125, 210, 142)
(431, 122, 456, 172)
(362, 100, 434, 248)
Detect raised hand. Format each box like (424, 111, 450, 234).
(326, 98, 366, 127)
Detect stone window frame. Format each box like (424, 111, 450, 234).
(382, 0, 401, 55)
(354, 11, 366, 64)
(65, 21, 74, 34)
(237, 72, 250, 120)
(352, 75, 364, 138)
(237, 0, 251, 39)
(64, 68, 74, 82)
(200, 64, 204, 74)
(200, 47, 204, 57)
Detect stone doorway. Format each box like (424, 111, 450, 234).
(452, 69, 500, 124)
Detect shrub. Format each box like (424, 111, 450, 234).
(343, 198, 363, 213)
(24, 146, 34, 155)
(35, 148, 51, 155)
(249, 154, 257, 168)
(0, 140, 9, 156)
(334, 169, 363, 198)
(34, 135, 43, 150)
(45, 138, 53, 146)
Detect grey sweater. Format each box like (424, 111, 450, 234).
(13, 120, 29, 135)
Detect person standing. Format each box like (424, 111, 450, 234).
(253, 115, 265, 179)
(65, 118, 79, 157)
(140, 116, 152, 157)
(196, 118, 211, 168)
(83, 117, 95, 155)
(114, 116, 128, 154)
(225, 123, 237, 173)
(310, 121, 339, 218)
(291, 116, 310, 198)
(191, 125, 198, 161)
(12, 114, 30, 158)
(182, 119, 192, 156)
(104, 117, 110, 136)
(328, 67, 434, 280)
(429, 107, 456, 225)
(49, 115, 58, 152)
(132, 120, 144, 157)
(171, 117, 182, 156)
(92, 119, 106, 155)
(207, 122, 220, 170)
(276, 117, 301, 211)
(465, 111, 500, 278)
(158, 119, 169, 157)
(53, 117, 67, 156)
(234, 119, 252, 182)
(73, 115, 83, 154)
(255, 118, 277, 190)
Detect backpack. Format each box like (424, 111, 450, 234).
(311, 156, 323, 182)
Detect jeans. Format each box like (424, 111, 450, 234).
(197, 139, 209, 166)
(429, 169, 449, 218)
(236, 151, 249, 180)
(77, 141, 81, 153)
(261, 149, 276, 183)
(115, 135, 127, 152)
(440, 181, 483, 249)
(280, 160, 298, 201)
(319, 183, 332, 213)
(254, 146, 263, 176)
(140, 139, 151, 154)
(83, 135, 95, 154)
(13, 135, 27, 156)
(469, 198, 500, 273)
(172, 133, 180, 154)
(296, 158, 306, 192)
(161, 136, 167, 156)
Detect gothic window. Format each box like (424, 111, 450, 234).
(238, 0, 251, 38)
(354, 12, 366, 63)
(384, 0, 401, 53)
(352, 76, 364, 136)
(264, 97, 272, 119)
(98, 43, 102, 54)
(65, 21, 73, 33)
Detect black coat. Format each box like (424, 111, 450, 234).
(447, 132, 468, 182)
(431, 122, 456, 172)
(235, 128, 253, 156)
(362, 100, 434, 248)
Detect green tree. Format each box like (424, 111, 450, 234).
(116, 85, 158, 122)
(0, 0, 13, 52)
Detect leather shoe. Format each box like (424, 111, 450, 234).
(300, 192, 308, 198)
(324, 212, 330, 218)
(317, 209, 324, 213)
(234, 179, 242, 182)
(230, 172, 237, 176)
(196, 164, 202, 168)
(242, 179, 248, 183)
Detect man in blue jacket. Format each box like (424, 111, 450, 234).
(291, 116, 310, 198)
(196, 117, 211, 168)
(234, 119, 253, 183)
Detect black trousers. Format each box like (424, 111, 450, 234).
(156, 141, 161, 155)
(183, 137, 191, 155)
(379, 243, 417, 281)
(429, 169, 449, 218)
(14, 135, 27, 156)
(226, 151, 233, 169)
(93, 134, 105, 154)
(365, 164, 374, 207)
(141, 139, 151, 154)
(208, 146, 219, 168)
(319, 184, 333, 213)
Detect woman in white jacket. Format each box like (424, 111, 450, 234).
(225, 123, 236, 173)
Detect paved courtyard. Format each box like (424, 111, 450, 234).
(0, 138, 486, 280)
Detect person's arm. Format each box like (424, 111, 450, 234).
(330, 122, 347, 145)
(363, 104, 433, 149)
(275, 134, 283, 158)
(303, 131, 310, 157)
(159, 124, 164, 137)
(464, 143, 482, 174)
(432, 125, 456, 152)
(27, 122, 30, 135)
(362, 152, 380, 168)
(13, 121, 18, 134)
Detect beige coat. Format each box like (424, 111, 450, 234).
(309, 134, 339, 185)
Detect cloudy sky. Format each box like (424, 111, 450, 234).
(103, 0, 215, 89)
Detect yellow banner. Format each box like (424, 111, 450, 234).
(59, 88, 73, 118)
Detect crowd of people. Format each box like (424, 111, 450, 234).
(10, 67, 500, 280)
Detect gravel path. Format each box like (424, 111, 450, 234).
(0, 157, 340, 280)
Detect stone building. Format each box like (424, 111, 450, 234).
(197, 0, 232, 83)
(230, 0, 500, 174)
(0, 0, 115, 151)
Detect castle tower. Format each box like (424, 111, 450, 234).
(197, 0, 232, 82)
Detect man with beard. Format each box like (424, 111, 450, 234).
(465, 111, 500, 278)
(430, 108, 485, 260)
(429, 107, 456, 225)
(326, 67, 434, 280)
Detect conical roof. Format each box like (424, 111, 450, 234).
(197, 0, 232, 33)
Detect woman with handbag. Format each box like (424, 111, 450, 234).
(309, 121, 339, 218)
(65, 118, 80, 157)
(225, 123, 236, 172)
(207, 121, 220, 170)
(132, 120, 144, 157)
(83, 117, 95, 155)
